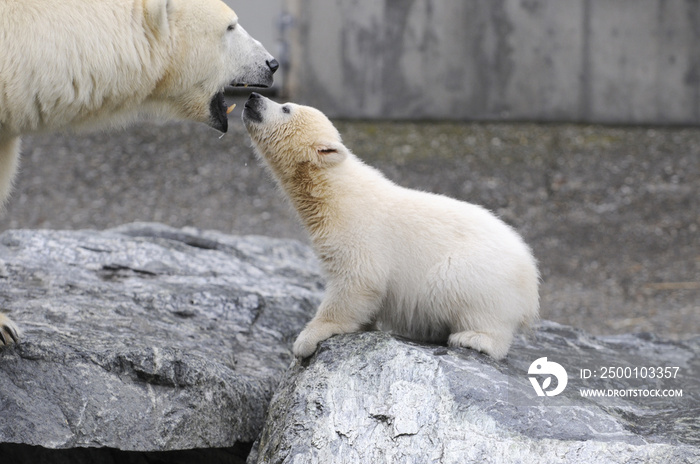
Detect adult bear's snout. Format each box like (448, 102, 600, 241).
(267, 59, 280, 74)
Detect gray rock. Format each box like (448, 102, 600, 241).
(2, 223, 698, 463)
(251, 324, 700, 464)
(0, 223, 323, 456)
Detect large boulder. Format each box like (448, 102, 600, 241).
(0, 223, 323, 461)
(250, 325, 699, 464)
(1, 224, 697, 463)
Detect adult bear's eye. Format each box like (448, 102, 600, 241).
(282, 106, 291, 114)
(227, 24, 236, 32)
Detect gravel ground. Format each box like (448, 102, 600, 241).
(1, 97, 698, 340)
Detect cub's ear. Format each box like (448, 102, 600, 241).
(315, 142, 348, 165)
(144, 0, 173, 35)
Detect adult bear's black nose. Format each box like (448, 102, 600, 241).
(267, 59, 280, 74)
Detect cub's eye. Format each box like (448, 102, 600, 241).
(282, 106, 291, 114)
(227, 24, 236, 32)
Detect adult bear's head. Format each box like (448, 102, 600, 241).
(147, 0, 278, 133)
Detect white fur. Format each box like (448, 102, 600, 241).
(0, 0, 274, 137)
(0, 0, 276, 344)
(243, 95, 540, 360)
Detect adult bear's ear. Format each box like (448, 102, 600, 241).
(315, 142, 348, 166)
(144, 0, 173, 36)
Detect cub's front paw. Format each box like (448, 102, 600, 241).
(292, 329, 321, 359)
(0, 313, 20, 347)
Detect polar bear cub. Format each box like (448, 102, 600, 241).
(243, 93, 539, 360)
(0, 0, 278, 345)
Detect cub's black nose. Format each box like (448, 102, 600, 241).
(243, 92, 264, 123)
(267, 59, 280, 73)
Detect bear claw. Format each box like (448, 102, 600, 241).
(0, 316, 20, 346)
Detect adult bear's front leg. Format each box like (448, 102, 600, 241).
(0, 313, 20, 346)
(0, 135, 22, 347)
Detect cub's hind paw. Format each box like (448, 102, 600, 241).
(0, 313, 20, 346)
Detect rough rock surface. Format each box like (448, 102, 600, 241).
(0, 223, 323, 458)
(250, 324, 700, 464)
(1, 224, 698, 463)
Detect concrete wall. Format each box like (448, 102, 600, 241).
(224, 0, 282, 52)
(284, 0, 700, 123)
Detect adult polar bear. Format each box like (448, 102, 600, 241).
(0, 0, 279, 345)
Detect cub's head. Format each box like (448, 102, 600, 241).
(242, 93, 348, 180)
(148, 0, 278, 133)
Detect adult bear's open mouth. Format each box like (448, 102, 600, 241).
(230, 59, 279, 89)
(209, 92, 230, 133)
(229, 82, 268, 88)
(208, 86, 266, 133)
(209, 59, 279, 133)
